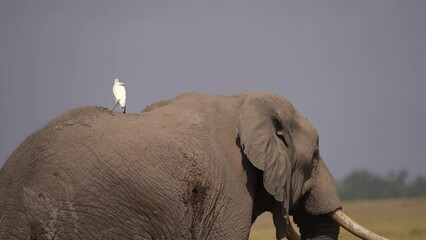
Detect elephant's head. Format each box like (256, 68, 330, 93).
(237, 93, 388, 240)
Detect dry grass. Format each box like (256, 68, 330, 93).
(249, 197, 426, 240)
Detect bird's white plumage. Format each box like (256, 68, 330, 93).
(113, 78, 126, 108)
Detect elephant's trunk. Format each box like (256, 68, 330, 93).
(330, 209, 389, 240)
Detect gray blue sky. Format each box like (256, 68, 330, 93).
(1, 0, 425, 180)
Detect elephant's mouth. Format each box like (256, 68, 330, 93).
(287, 209, 389, 240)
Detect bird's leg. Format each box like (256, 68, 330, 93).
(111, 101, 119, 112)
(123, 106, 126, 113)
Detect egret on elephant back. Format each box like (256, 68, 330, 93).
(112, 78, 126, 113)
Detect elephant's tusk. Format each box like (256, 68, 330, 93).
(286, 221, 301, 240)
(330, 209, 389, 240)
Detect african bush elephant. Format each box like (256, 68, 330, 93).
(0, 92, 387, 239)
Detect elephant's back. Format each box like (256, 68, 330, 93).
(1, 96, 242, 192)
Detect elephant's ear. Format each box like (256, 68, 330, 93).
(237, 94, 294, 218)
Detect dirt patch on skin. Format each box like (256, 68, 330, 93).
(180, 151, 210, 238)
(187, 183, 209, 238)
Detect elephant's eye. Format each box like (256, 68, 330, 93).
(276, 130, 289, 147)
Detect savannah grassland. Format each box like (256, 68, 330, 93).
(249, 197, 426, 240)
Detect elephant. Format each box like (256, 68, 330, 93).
(0, 92, 387, 240)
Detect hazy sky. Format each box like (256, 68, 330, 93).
(1, 0, 425, 180)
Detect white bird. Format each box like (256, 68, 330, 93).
(112, 78, 126, 113)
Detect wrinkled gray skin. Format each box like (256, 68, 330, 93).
(0, 92, 341, 239)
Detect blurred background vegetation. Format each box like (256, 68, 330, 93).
(338, 169, 426, 200)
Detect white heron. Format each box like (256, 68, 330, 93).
(112, 78, 126, 113)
